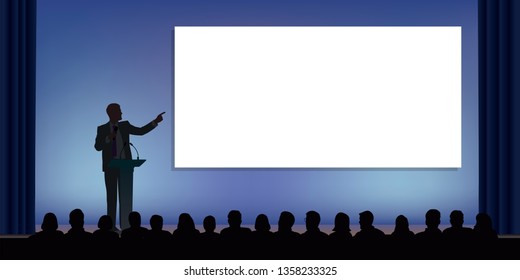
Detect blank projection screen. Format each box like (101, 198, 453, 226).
(173, 26, 461, 168)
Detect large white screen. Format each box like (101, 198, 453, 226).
(174, 26, 461, 168)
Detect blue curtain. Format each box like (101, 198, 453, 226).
(0, 0, 36, 234)
(479, 0, 520, 234)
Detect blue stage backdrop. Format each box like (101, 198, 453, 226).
(36, 0, 478, 227)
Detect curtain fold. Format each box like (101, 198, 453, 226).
(0, 0, 36, 234)
(479, 0, 520, 234)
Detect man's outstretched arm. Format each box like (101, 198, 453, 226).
(127, 112, 166, 135)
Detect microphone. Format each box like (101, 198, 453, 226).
(113, 126, 118, 140)
(129, 143, 140, 160)
(118, 142, 127, 159)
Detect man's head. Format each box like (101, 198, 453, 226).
(425, 209, 441, 229)
(359, 210, 374, 230)
(128, 211, 142, 228)
(150, 214, 163, 231)
(106, 103, 122, 123)
(449, 210, 464, 228)
(278, 211, 295, 231)
(305, 210, 321, 230)
(69, 208, 85, 229)
(227, 210, 242, 228)
(203, 215, 217, 233)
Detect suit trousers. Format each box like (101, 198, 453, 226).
(104, 167, 134, 230)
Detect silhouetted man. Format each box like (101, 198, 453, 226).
(415, 209, 443, 242)
(414, 209, 443, 258)
(353, 210, 386, 241)
(442, 210, 474, 241)
(146, 214, 172, 243)
(273, 211, 301, 258)
(95, 103, 164, 231)
(121, 211, 149, 242)
(199, 215, 221, 258)
(64, 208, 93, 258)
(220, 210, 252, 238)
(220, 210, 252, 257)
(301, 210, 329, 243)
(300, 210, 329, 257)
(65, 208, 93, 242)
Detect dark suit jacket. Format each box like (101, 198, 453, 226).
(95, 120, 156, 172)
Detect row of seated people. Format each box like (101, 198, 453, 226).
(26, 208, 500, 259)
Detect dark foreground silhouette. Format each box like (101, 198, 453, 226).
(1, 209, 517, 260)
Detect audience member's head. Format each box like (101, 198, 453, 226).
(68, 209, 85, 229)
(254, 214, 271, 232)
(150, 214, 164, 231)
(278, 211, 296, 232)
(394, 214, 410, 232)
(97, 215, 113, 231)
(128, 211, 142, 228)
(358, 210, 375, 230)
(473, 212, 498, 240)
(203, 215, 217, 233)
(332, 212, 351, 233)
(474, 212, 493, 231)
(449, 210, 464, 228)
(41, 212, 59, 232)
(305, 210, 321, 231)
(177, 212, 197, 231)
(425, 209, 441, 229)
(227, 210, 242, 228)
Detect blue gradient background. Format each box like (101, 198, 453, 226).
(36, 0, 478, 227)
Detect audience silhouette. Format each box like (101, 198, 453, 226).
(301, 211, 329, 241)
(171, 212, 200, 258)
(64, 209, 93, 257)
(7, 208, 510, 260)
(387, 214, 415, 258)
(473, 212, 498, 241)
(472, 212, 499, 258)
(92, 215, 120, 242)
(329, 212, 353, 241)
(252, 214, 273, 239)
(415, 209, 443, 242)
(29, 212, 65, 242)
(146, 214, 172, 244)
(390, 215, 415, 241)
(90, 215, 119, 259)
(353, 210, 386, 242)
(328, 212, 353, 257)
(28, 212, 64, 258)
(121, 211, 149, 242)
(442, 210, 474, 242)
(172, 213, 200, 240)
(300, 210, 329, 257)
(273, 211, 301, 258)
(414, 208, 444, 258)
(200, 215, 219, 240)
(220, 210, 252, 257)
(251, 213, 274, 256)
(441, 210, 476, 258)
(199, 215, 221, 258)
